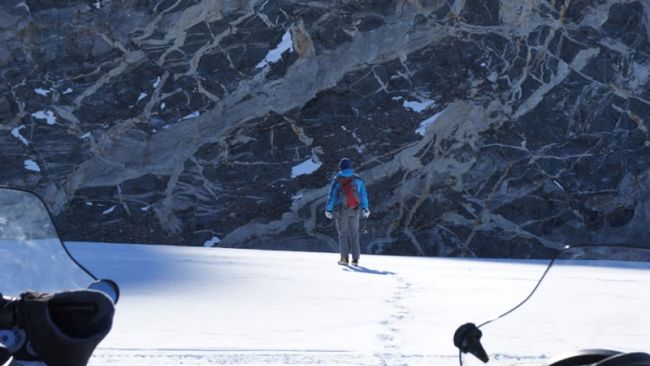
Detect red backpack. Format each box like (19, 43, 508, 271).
(337, 176, 360, 209)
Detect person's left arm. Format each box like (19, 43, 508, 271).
(357, 178, 369, 210)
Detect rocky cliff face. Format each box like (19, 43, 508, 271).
(2, 0, 650, 257)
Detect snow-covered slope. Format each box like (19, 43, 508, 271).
(67, 243, 650, 366)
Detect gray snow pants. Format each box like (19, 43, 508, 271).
(334, 206, 361, 261)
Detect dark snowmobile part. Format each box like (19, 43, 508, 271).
(545, 350, 650, 366)
(454, 322, 488, 363)
(548, 349, 650, 366)
(0, 345, 10, 365)
(547, 349, 622, 366)
(0, 297, 13, 329)
(0, 187, 118, 365)
(593, 352, 650, 366)
(89, 279, 120, 304)
(0, 290, 114, 366)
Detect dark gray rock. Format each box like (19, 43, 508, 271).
(1, 0, 649, 258)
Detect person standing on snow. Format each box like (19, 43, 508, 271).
(325, 158, 370, 266)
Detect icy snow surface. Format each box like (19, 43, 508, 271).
(256, 30, 294, 69)
(291, 159, 322, 178)
(64, 243, 650, 366)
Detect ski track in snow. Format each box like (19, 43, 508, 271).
(374, 275, 414, 366)
(90, 349, 456, 365)
(341, 265, 414, 365)
(338, 264, 436, 366)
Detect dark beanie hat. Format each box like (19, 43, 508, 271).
(339, 158, 352, 170)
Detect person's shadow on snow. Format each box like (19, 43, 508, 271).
(342, 265, 395, 276)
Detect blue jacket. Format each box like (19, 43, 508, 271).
(326, 169, 369, 211)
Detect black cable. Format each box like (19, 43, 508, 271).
(476, 243, 650, 329)
(60, 237, 98, 281)
(477, 253, 559, 329)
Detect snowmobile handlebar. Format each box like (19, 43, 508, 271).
(0, 290, 115, 366)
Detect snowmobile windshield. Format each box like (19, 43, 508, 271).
(459, 245, 650, 366)
(0, 188, 95, 296)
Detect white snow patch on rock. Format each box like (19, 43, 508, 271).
(34, 88, 51, 96)
(24, 159, 40, 172)
(180, 111, 200, 121)
(291, 158, 322, 178)
(403, 99, 435, 113)
(11, 125, 30, 146)
(102, 205, 116, 215)
(153, 76, 161, 88)
(31, 110, 57, 125)
(203, 236, 221, 247)
(416, 109, 445, 136)
(256, 30, 294, 69)
(160, 102, 166, 110)
(81, 132, 92, 139)
(138, 92, 148, 102)
(63, 88, 74, 94)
